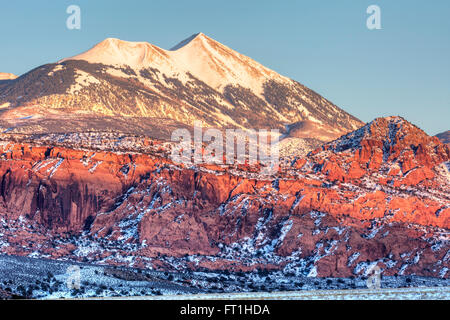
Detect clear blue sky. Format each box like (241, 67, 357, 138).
(0, 0, 449, 135)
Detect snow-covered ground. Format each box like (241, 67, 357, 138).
(0, 254, 448, 299)
(122, 286, 450, 300)
(0, 254, 200, 299)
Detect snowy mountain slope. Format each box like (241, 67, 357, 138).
(0, 73, 17, 80)
(0, 34, 363, 145)
(61, 33, 285, 96)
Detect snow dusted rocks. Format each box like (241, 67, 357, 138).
(0, 116, 448, 278)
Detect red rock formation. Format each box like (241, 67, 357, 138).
(0, 116, 448, 278)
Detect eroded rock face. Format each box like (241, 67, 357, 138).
(0, 116, 448, 278)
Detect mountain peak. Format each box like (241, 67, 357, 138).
(320, 116, 449, 171)
(170, 32, 208, 51)
(60, 37, 170, 67)
(3, 34, 362, 138)
(328, 116, 428, 152)
(96, 37, 154, 48)
(59, 33, 286, 94)
(62, 33, 220, 67)
(0, 72, 18, 80)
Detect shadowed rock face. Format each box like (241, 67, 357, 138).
(0, 117, 448, 278)
(436, 130, 450, 146)
(0, 73, 17, 80)
(321, 116, 449, 172)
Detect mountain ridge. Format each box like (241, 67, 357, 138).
(436, 130, 450, 146)
(60, 33, 288, 95)
(0, 34, 363, 148)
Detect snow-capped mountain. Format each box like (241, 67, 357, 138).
(61, 34, 284, 96)
(0, 73, 17, 80)
(0, 33, 363, 142)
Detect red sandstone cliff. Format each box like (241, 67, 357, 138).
(0, 117, 448, 278)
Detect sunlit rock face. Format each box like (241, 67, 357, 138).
(0, 116, 448, 278)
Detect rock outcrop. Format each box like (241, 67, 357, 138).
(0, 116, 448, 278)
